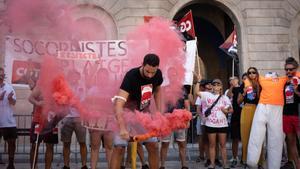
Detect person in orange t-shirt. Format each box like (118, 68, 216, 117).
(247, 68, 300, 169)
(246, 72, 286, 169)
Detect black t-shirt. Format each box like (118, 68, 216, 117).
(283, 82, 300, 116)
(242, 83, 259, 105)
(120, 67, 163, 111)
(232, 86, 243, 113)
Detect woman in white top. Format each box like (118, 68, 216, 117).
(196, 78, 233, 169)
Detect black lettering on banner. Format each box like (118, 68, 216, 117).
(59, 42, 69, 52)
(23, 40, 34, 54)
(86, 42, 95, 52)
(96, 42, 106, 57)
(34, 41, 45, 55)
(13, 38, 22, 52)
(108, 59, 120, 73)
(121, 59, 129, 72)
(118, 41, 127, 56)
(97, 59, 106, 68)
(81, 42, 85, 52)
(70, 40, 81, 52)
(45, 41, 59, 56)
(108, 42, 116, 57)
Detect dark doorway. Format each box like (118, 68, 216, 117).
(174, 2, 238, 88)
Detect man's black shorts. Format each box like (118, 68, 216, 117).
(0, 127, 17, 140)
(30, 123, 58, 144)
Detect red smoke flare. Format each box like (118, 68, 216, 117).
(52, 75, 74, 105)
(133, 109, 192, 141)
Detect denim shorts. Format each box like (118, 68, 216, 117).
(61, 117, 86, 143)
(161, 129, 186, 142)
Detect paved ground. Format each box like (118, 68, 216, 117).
(0, 146, 263, 169)
(0, 142, 271, 169)
(0, 160, 249, 169)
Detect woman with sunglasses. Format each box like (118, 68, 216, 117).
(237, 67, 264, 168)
(280, 57, 300, 169)
(246, 65, 300, 169)
(195, 78, 233, 169)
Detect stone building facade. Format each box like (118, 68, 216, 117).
(0, 0, 299, 114)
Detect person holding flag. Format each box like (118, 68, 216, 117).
(0, 67, 17, 169)
(29, 85, 58, 169)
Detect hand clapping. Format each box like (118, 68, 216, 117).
(0, 91, 6, 100)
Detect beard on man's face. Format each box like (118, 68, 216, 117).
(286, 72, 295, 78)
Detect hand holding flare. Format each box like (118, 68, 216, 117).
(131, 109, 192, 142)
(52, 75, 74, 105)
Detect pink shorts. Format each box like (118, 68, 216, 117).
(283, 115, 300, 134)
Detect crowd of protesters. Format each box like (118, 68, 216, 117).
(194, 57, 300, 169)
(0, 55, 299, 169)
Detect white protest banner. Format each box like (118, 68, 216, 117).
(4, 36, 129, 85)
(183, 40, 197, 85)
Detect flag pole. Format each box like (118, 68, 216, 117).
(195, 37, 201, 76)
(232, 58, 234, 77)
(32, 133, 39, 169)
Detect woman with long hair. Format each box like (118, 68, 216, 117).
(238, 67, 264, 168)
(196, 78, 233, 169)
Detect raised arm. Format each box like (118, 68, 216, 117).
(193, 73, 202, 98)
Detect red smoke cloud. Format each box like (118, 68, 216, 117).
(6, 0, 190, 134)
(130, 109, 192, 141)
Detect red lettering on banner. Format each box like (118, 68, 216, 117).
(58, 51, 97, 61)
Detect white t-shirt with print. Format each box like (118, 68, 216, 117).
(195, 96, 206, 125)
(0, 83, 16, 128)
(200, 91, 231, 128)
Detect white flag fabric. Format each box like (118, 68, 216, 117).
(183, 40, 197, 85)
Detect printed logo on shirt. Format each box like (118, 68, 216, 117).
(246, 86, 256, 101)
(140, 84, 153, 110)
(285, 83, 294, 104)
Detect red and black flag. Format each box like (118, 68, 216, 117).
(177, 10, 196, 40)
(219, 28, 238, 60)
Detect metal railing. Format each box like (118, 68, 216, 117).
(0, 113, 200, 163)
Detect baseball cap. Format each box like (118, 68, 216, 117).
(212, 79, 222, 85)
(199, 79, 212, 86)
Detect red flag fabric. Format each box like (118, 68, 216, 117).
(144, 16, 153, 23)
(219, 28, 237, 50)
(177, 10, 195, 38)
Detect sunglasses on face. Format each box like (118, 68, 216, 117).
(248, 71, 257, 75)
(285, 68, 296, 72)
(212, 83, 221, 86)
